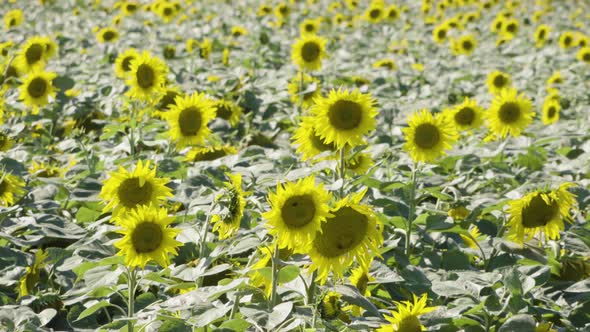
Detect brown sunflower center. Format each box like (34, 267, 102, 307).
(388, 9, 398, 19)
(309, 129, 336, 152)
(305, 24, 314, 32)
(498, 102, 521, 124)
(413, 123, 440, 149)
(547, 106, 557, 118)
(126, 4, 138, 12)
(455, 107, 475, 125)
(103, 31, 116, 41)
(132, 222, 163, 253)
(27, 77, 48, 98)
(281, 194, 316, 229)
(216, 104, 233, 120)
(462, 40, 473, 50)
(121, 56, 135, 72)
(136, 64, 155, 89)
(538, 29, 546, 39)
(163, 7, 173, 16)
(521, 194, 559, 228)
(313, 206, 369, 258)
(396, 315, 422, 332)
(0, 180, 6, 196)
(328, 100, 363, 130)
(437, 29, 446, 39)
(583, 52, 590, 62)
(301, 41, 321, 62)
(5, 65, 18, 80)
(564, 36, 572, 46)
(178, 106, 202, 136)
(25, 43, 44, 65)
(9, 18, 16, 27)
(369, 9, 381, 19)
(506, 23, 517, 33)
(158, 91, 180, 111)
(117, 177, 153, 208)
(493, 75, 507, 88)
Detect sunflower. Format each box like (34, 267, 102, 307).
(1, 62, 21, 85)
(165, 92, 216, 149)
(506, 183, 576, 244)
(345, 0, 359, 10)
(42, 37, 58, 60)
(486, 70, 512, 95)
(307, 189, 382, 284)
(99, 160, 173, 219)
(346, 152, 374, 175)
(559, 31, 576, 49)
(287, 72, 321, 109)
(29, 160, 62, 178)
(257, 4, 272, 16)
(490, 16, 504, 34)
(443, 97, 484, 131)
(115, 205, 181, 268)
(486, 88, 534, 138)
(546, 71, 563, 88)
(0, 41, 14, 57)
(291, 35, 327, 71)
(311, 88, 377, 150)
(17, 249, 47, 298)
(114, 48, 139, 78)
(377, 294, 436, 332)
(121, 1, 140, 16)
(373, 59, 397, 70)
(451, 35, 477, 55)
(185, 39, 198, 54)
(534, 25, 550, 48)
(274, 3, 290, 19)
(300, 19, 320, 36)
(15, 36, 49, 73)
(96, 27, 119, 43)
(385, 5, 400, 21)
(185, 145, 238, 162)
(0, 171, 26, 206)
(263, 176, 332, 250)
(541, 99, 560, 125)
(19, 70, 57, 113)
(292, 116, 338, 161)
(577, 47, 590, 64)
(500, 18, 518, 38)
(403, 109, 458, 163)
(459, 226, 486, 249)
(0, 133, 14, 151)
(152, 86, 182, 118)
(157, 3, 178, 23)
(432, 24, 449, 44)
(125, 51, 168, 102)
(214, 99, 242, 127)
(211, 173, 247, 240)
(365, 3, 385, 24)
(349, 262, 375, 297)
(320, 291, 342, 320)
(163, 45, 175, 59)
(199, 38, 212, 60)
(576, 33, 590, 47)
(4, 9, 23, 30)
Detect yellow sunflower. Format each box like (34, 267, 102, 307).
(257, 4, 272, 17)
(0, 171, 26, 206)
(29, 160, 62, 178)
(500, 18, 519, 39)
(4, 9, 23, 30)
(231, 26, 248, 38)
(459, 225, 486, 249)
(288, 72, 321, 109)
(114, 48, 140, 78)
(373, 59, 397, 70)
(152, 86, 183, 117)
(114, 205, 181, 268)
(365, 3, 385, 24)
(0, 133, 14, 151)
(214, 99, 242, 127)
(211, 173, 247, 240)
(263, 176, 332, 250)
(506, 183, 576, 244)
(451, 35, 477, 56)
(443, 97, 484, 131)
(157, 3, 178, 23)
(97, 27, 119, 43)
(125, 51, 168, 102)
(486, 70, 512, 95)
(199, 38, 212, 60)
(349, 262, 375, 297)
(385, 5, 400, 21)
(307, 189, 383, 284)
(577, 47, 590, 64)
(291, 35, 327, 71)
(121, 1, 140, 16)
(15, 36, 49, 73)
(166, 92, 216, 149)
(377, 294, 436, 332)
(0, 41, 14, 57)
(432, 24, 449, 44)
(346, 152, 374, 175)
(249, 246, 293, 298)
(534, 25, 550, 48)
(300, 19, 320, 36)
(19, 70, 58, 113)
(292, 116, 338, 161)
(185, 39, 198, 54)
(320, 291, 342, 320)
(311, 88, 377, 150)
(576, 33, 590, 48)
(486, 88, 534, 138)
(185, 145, 238, 162)
(403, 110, 458, 163)
(274, 3, 290, 19)
(541, 99, 560, 125)
(546, 71, 563, 88)
(99, 160, 173, 219)
(559, 31, 576, 49)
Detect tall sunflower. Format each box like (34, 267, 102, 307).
(377, 294, 436, 332)
(486, 70, 512, 95)
(0, 171, 26, 206)
(211, 173, 248, 240)
(165, 93, 216, 149)
(307, 189, 383, 284)
(403, 110, 458, 163)
(291, 35, 327, 71)
(506, 183, 576, 244)
(541, 99, 560, 125)
(125, 51, 168, 102)
(214, 99, 243, 127)
(19, 70, 57, 113)
(443, 97, 484, 132)
(486, 88, 534, 138)
(292, 116, 338, 161)
(114, 48, 140, 78)
(15, 36, 49, 73)
(287, 72, 321, 109)
(114, 205, 181, 268)
(99, 160, 173, 219)
(311, 88, 377, 150)
(263, 176, 332, 250)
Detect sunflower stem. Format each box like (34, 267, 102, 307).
(127, 267, 136, 332)
(129, 105, 137, 158)
(198, 202, 216, 260)
(270, 242, 280, 309)
(298, 70, 304, 114)
(338, 148, 346, 198)
(306, 270, 317, 305)
(405, 162, 419, 256)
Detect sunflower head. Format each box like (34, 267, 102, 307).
(165, 92, 216, 149)
(97, 27, 119, 43)
(0, 171, 26, 206)
(212, 173, 247, 240)
(114, 48, 140, 78)
(287, 72, 321, 109)
(403, 109, 458, 163)
(300, 19, 320, 36)
(19, 70, 58, 113)
(365, 3, 385, 23)
(16, 36, 50, 73)
(432, 24, 449, 43)
(559, 31, 575, 49)
(153, 86, 182, 117)
(486, 70, 512, 94)
(346, 152, 374, 175)
(320, 291, 342, 320)
(185, 145, 238, 162)
(577, 47, 590, 65)
(534, 25, 550, 48)
(292, 116, 338, 161)
(377, 294, 436, 332)
(231, 26, 248, 38)
(443, 97, 484, 131)
(501, 18, 519, 37)
(214, 99, 243, 127)
(373, 59, 397, 70)
(291, 35, 327, 71)
(451, 35, 477, 56)
(486, 87, 534, 138)
(542, 99, 560, 125)
(125, 51, 168, 102)
(4, 9, 23, 30)
(349, 261, 375, 297)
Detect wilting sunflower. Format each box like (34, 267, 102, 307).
(99, 160, 173, 219)
(291, 35, 327, 71)
(534, 25, 550, 48)
(15, 36, 49, 73)
(403, 109, 458, 163)
(432, 24, 449, 44)
(541, 99, 560, 125)
(486, 88, 534, 138)
(300, 19, 320, 36)
(4, 9, 23, 30)
(346, 152, 374, 175)
(307, 189, 383, 284)
(166, 92, 216, 149)
(486, 70, 512, 95)
(451, 35, 477, 56)
(19, 70, 58, 112)
(377, 294, 436, 332)
(97, 27, 119, 43)
(263, 176, 332, 250)
(559, 31, 576, 49)
(152, 86, 182, 117)
(373, 59, 397, 70)
(214, 99, 243, 127)
(185, 145, 238, 162)
(18, 249, 47, 298)
(577, 47, 590, 64)
(292, 116, 337, 161)
(114, 48, 139, 78)
(443, 97, 484, 132)
(311, 88, 377, 150)
(365, 2, 385, 23)
(125, 51, 168, 102)
(287, 73, 321, 109)
(211, 173, 247, 240)
(0, 171, 26, 206)
(114, 205, 181, 268)
(506, 183, 576, 244)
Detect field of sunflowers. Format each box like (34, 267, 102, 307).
(1, 0, 589, 331)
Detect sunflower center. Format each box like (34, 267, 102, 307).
(103, 31, 116, 41)
(310, 129, 336, 152)
(158, 91, 180, 111)
(216, 104, 233, 120)
(493, 75, 507, 88)
(538, 29, 546, 39)
(117, 177, 153, 208)
(25, 43, 44, 65)
(305, 24, 314, 32)
(506, 23, 516, 33)
(131, 222, 163, 253)
(27, 77, 48, 98)
(301, 41, 320, 62)
(328, 100, 363, 130)
(413, 123, 440, 149)
(499, 102, 521, 124)
(547, 106, 556, 118)
(388, 9, 398, 18)
(521, 194, 559, 228)
(462, 40, 473, 50)
(163, 7, 173, 16)
(313, 206, 368, 258)
(437, 29, 446, 39)
(583, 52, 590, 62)
(281, 194, 316, 229)
(279, 6, 288, 15)
(121, 56, 134, 72)
(126, 4, 138, 12)
(455, 107, 475, 125)
(369, 9, 381, 19)
(9, 18, 16, 27)
(136, 64, 155, 89)
(396, 315, 422, 332)
(5, 65, 18, 79)
(178, 106, 202, 136)
(564, 36, 572, 46)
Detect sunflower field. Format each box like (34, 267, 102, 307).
(1, 0, 590, 331)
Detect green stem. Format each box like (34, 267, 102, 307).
(198, 202, 216, 260)
(298, 70, 304, 114)
(129, 106, 136, 158)
(269, 243, 280, 309)
(338, 148, 346, 198)
(405, 162, 419, 256)
(306, 270, 317, 306)
(127, 268, 136, 332)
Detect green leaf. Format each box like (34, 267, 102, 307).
(76, 301, 111, 321)
(277, 265, 300, 284)
(497, 314, 536, 332)
(219, 318, 252, 331)
(75, 207, 101, 223)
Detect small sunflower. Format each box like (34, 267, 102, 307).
(575, 33, 590, 48)
(15, 36, 49, 73)
(292, 116, 338, 161)
(19, 70, 57, 112)
(99, 160, 173, 219)
(559, 31, 576, 49)
(486, 88, 534, 138)
(199, 38, 212, 60)
(443, 97, 484, 132)
(0, 133, 14, 151)
(506, 183, 576, 244)
(185, 145, 238, 162)
(385, 5, 400, 21)
(0, 41, 14, 57)
(0, 171, 26, 206)
(157, 3, 178, 23)
(534, 25, 550, 48)
(346, 152, 374, 175)
(291, 35, 327, 71)
(300, 19, 320, 36)
(460, 225, 487, 249)
(211, 173, 247, 240)
(114, 48, 140, 78)
(373, 59, 397, 70)
(274, 3, 290, 19)
(349, 262, 375, 297)
(490, 17, 504, 33)
(263, 176, 332, 250)
(376, 294, 436, 332)
(541, 99, 560, 125)
(365, 3, 385, 24)
(163, 45, 175, 59)
(121, 1, 140, 16)
(257, 5, 272, 16)
(153, 86, 182, 117)
(486, 70, 512, 95)
(231, 26, 248, 38)
(214, 99, 243, 127)
(4, 9, 23, 30)
(287, 72, 321, 109)
(115, 205, 181, 268)
(577, 47, 590, 64)
(451, 35, 477, 56)
(97, 27, 119, 43)
(546, 71, 563, 88)
(165, 92, 216, 149)
(185, 39, 198, 54)
(500, 18, 519, 38)
(320, 291, 342, 320)
(29, 160, 62, 178)
(125, 51, 168, 102)
(311, 88, 377, 150)
(403, 109, 458, 163)
(432, 24, 449, 44)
